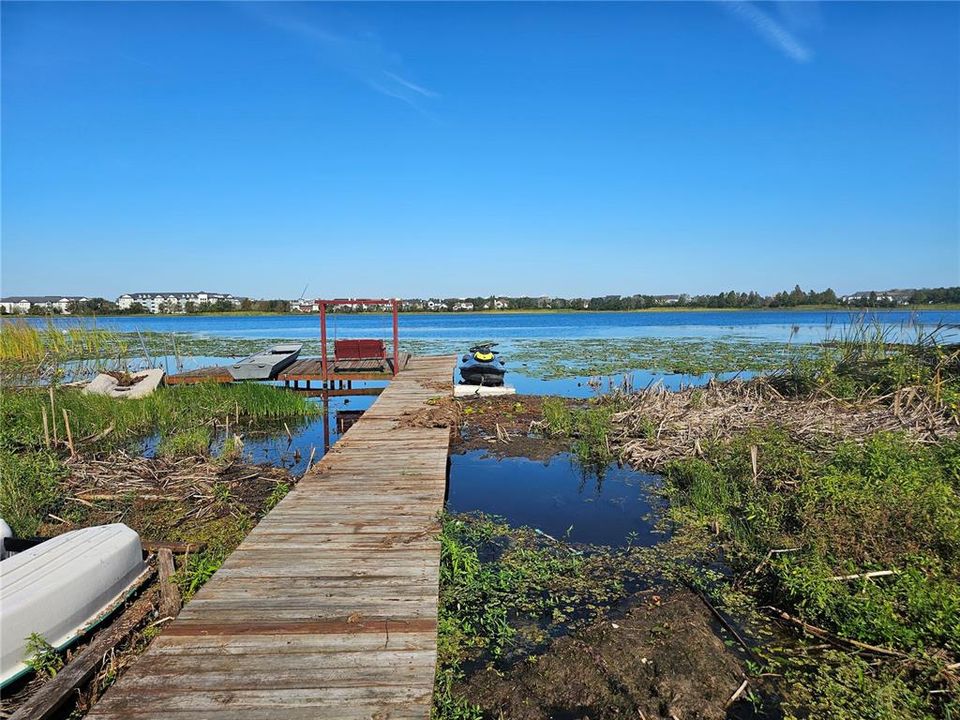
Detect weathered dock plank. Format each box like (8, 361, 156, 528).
(88, 355, 456, 719)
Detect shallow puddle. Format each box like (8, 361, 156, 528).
(447, 450, 668, 547)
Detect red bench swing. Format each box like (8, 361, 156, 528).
(333, 338, 387, 362)
(318, 299, 400, 380)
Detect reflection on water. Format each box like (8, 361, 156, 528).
(447, 450, 668, 547)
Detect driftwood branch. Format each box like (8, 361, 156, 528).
(765, 607, 909, 659)
(827, 570, 898, 582)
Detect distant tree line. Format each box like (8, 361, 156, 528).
(5, 287, 958, 317)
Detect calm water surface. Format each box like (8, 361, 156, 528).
(41, 308, 960, 345)
(448, 450, 667, 547)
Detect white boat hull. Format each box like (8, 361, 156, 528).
(0, 524, 147, 687)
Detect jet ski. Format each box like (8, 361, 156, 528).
(459, 342, 507, 386)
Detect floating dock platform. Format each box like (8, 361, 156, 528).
(165, 352, 413, 387)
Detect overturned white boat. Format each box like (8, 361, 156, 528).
(228, 343, 302, 381)
(0, 523, 148, 688)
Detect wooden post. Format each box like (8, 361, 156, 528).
(49, 386, 58, 444)
(41, 406, 50, 449)
(61, 409, 75, 458)
(320, 301, 328, 383)
(392, 298, 400, 375)
(157, 548, 182, 619)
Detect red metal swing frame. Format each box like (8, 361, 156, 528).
(318, 298, 400, 381)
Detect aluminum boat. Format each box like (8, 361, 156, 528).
(228, 343, 302, 381)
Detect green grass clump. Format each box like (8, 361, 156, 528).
(540, 397, 625, 469)
(663, 429, 960, 717)
(263, 481, 290, 512)
(25, 633, 63, 678)
(0, 448, 67, 535)
(157, 426, 213, 458)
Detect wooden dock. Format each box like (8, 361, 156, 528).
(165, 352, 412, 386)
(88, 355, 457, 720)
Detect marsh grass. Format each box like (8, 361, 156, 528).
(0, 382, 319, 456)
(776, 318, 960, 419)
(157, 426, 213, 458)
(0, 319, 128, 385)
(539, 397, 626, 469)
(0, 383, 318, 535)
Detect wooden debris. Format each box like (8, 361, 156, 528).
(62, 409, 75, 458)
(827, 570, 898, 582)
(9, 582, 158, 720)
(156, 549, 181, 619)
(141, 540, 203, 555)
(725, 678, 749, 708)
(766, 606, 909, 659)
(611, 377, 958, 470)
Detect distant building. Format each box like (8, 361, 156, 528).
(653, 294, 681, 305)
(0, 295, 88, 314)
(841, 290, 911, 305)
(452, 301, 474, 311)
(117, 292, 242, 314)
(292, 299, 321, 313)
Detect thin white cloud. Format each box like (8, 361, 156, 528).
(384, 71, 440, 99)
(722, 0, 813, 63)
(241, 5, 439, 110)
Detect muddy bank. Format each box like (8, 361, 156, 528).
(452, 394, 572, 460)
(460, 588, 747, 720)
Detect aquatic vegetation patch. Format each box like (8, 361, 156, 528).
(432, 512, 719, 718)
(659, 429, 960, 718)
(106, 330, 818, 380)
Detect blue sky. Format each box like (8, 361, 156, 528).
(2, 1, 957, 299)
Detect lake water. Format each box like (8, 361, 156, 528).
(448, 450, 667, 547)
(37, 308, 960, 345)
